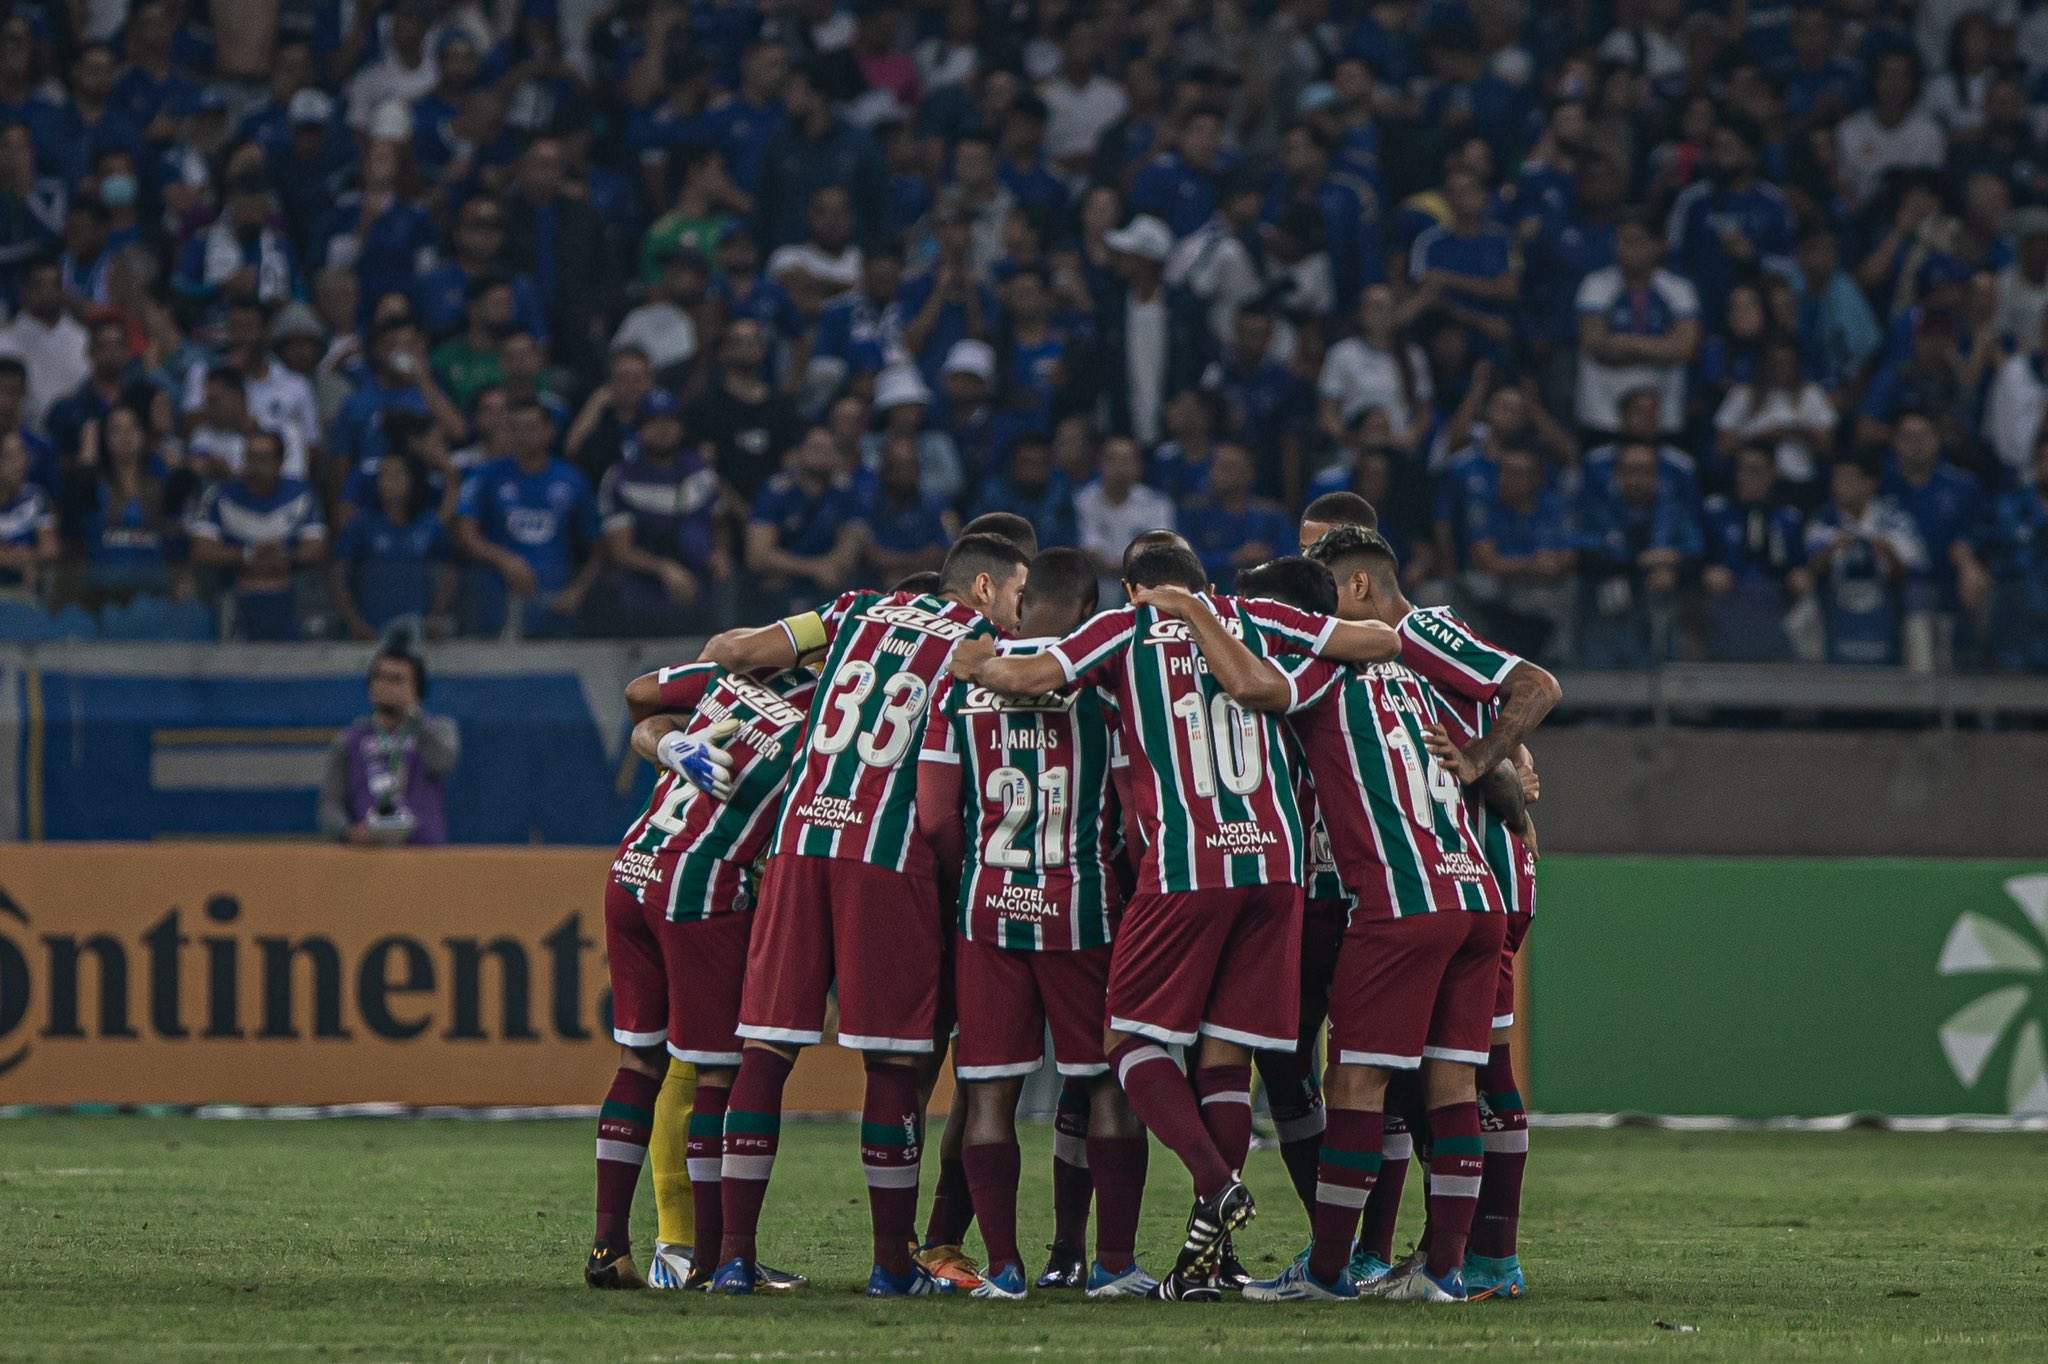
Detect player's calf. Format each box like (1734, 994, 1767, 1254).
(588, 1043, 666, 1289)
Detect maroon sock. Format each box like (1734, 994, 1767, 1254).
(962, 1140, 1022, 1272)
(1473, 1044, 1528, 1259)
(718, 1048, 793, 1265)
(1086, 1134, 1148, 1273)
(1307, 1108, 1382, 1285)
(594, 1067, 662, 1252)
(923, 1156, 973, 1247)
(1425, 1102, 1485, 1279)
(1358, 1112, 1411, 1262)
(861, 1063, 922, 1276)
(687, 1083, 729, 1270)
(1255, 1048, 1324, 1217)
(1194, 1064, 1254, 1178)
(1111, 1039, 1231, 1199)
(1051, 1078, 1093, 1250)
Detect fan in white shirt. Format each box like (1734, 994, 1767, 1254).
(1074, 436, 1176, 606)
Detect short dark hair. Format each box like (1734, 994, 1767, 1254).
(0, 356, 25, 383)
(1302, 490, 1378, 530)
(1124, 542, 1207, 592)
(959, 511, 1039, 557)
(1121, 528, 1192, 577)
(941, 532, 1030, 594)
(1306, 523, 1400, 591)
(891, 570, 944, 594)
(1021, 547, 1098, 618)
(372, 637, 428, 698)
(1236, 556, 1336, 616)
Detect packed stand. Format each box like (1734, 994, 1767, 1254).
(0, 0, 2046, 669)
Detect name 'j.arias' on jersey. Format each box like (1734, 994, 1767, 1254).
(1398, 604, 1535, 916)
(612, 662, 819, 921)
(921, 640, 1124, 951)
(1281, 652, 1505, 922)
(1049, 593, 1334, 895)
(771, 590, 998, 874)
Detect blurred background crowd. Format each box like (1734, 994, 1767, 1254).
(2, 0, 2048, 670)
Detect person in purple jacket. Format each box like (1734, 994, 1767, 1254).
(318, 640, 459, 846)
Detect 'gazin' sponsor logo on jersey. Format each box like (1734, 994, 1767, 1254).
(1144, 617, 1245, 646)
(713, 677, 808, 731)
(960, 685, 1075, 714)
(859, 602, 976, 640)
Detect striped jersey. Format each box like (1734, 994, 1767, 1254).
(611, 662, 819, 921)
(1396, 605, 1534, 916)
(770, 590, 998, 874)
(1293, 748, 1353, 908)
(920, 638, 1124, 951)
(1281, 651, 1505, 920)
(1050, 594, 1336, 895)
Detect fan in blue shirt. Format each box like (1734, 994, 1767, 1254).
(859, 437, 956, 586)
(187, 431, 327, 641)
(455, 399, 601, 639)
(1131, 110, 1232, 236)
(1664, 116, 1796, 330)
(333, 454, 454, 637)
(1408, 168, 1521, 360)
(1968, 439, 2048, 671)
(1702, 445, 1811, 661)
(1883, 412, 1986, 616)
(746, 426, 868, 610)
(1177, 443, 1293, 592)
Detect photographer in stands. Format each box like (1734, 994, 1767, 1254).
(318, 636, 459, 846)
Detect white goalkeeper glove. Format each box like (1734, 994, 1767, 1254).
(657, 717, 741, 801)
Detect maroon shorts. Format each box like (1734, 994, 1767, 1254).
(604, 877, 751, 1064)
(738, 853, 943, 1053)
(953, 934, 1111, 1080)
(1494, 913, 1531, 1029)
(1106, 885, 1303, 1051)
(1300, 896, 1349, 1031)
(1330, 912, 1508, 1070)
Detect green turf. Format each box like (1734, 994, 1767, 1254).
(1, 1118, 2045, 1361)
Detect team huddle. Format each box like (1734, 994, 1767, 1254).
(586, 489, 1561, 1305)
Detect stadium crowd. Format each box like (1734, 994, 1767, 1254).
(1, 0, 2047, 669)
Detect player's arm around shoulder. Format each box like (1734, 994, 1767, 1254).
(1129, 586, 1295, 712)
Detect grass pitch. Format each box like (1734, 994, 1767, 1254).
(1, 1118, 2045, 1361)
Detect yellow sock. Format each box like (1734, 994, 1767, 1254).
(650, 1057, 697, 1247)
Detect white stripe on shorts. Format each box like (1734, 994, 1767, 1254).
(611, 1026, 667, 1048)
(1197, 1021, 1295, 1051)
(1491, 1012, 1515, 1029)
(1420, 1045, 1490, 1065)
(1336, 1049, 1421, 1070)
(955, 1059, 1042, 1080)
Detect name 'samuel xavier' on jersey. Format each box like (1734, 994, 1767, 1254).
(771, 590, 999, 874)
(612, 662, 820, 921)
(1048, 592, 1336, 896)
(1279, 606, 1524, 921)
(922, 638, 1124, 952)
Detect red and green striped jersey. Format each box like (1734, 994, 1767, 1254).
(1281, 653, 1505, 920)
(771, 590, 998, 874)
(611, 662, 820, 921)
(919, 639, 1124, 951)
(1049, 594, 1334, 895)
(1291, 745, 1352, 908)
(1397, 605, 1535, 916)
(1434, 693, 1538, 916)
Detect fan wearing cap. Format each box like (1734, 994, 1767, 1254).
(936, 338, 1034, 492)
(1094, 215, 1208, 448)
(863, 363, 962, 505)
(597, 390, 728, 635)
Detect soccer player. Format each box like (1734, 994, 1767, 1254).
(1153, 525, 1556, 1304)
(953, 538, 1399, 1300)
(1298, 490, 1378, 552)
(1421, 702, 1541, 1300)
(587, 658, 818, 1291)
(1230, 556, 1352, 1227)
(699, 533, 1029, 1296)
(918, 546, 1155, 1300)
(909, 519, 1036, 1291)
